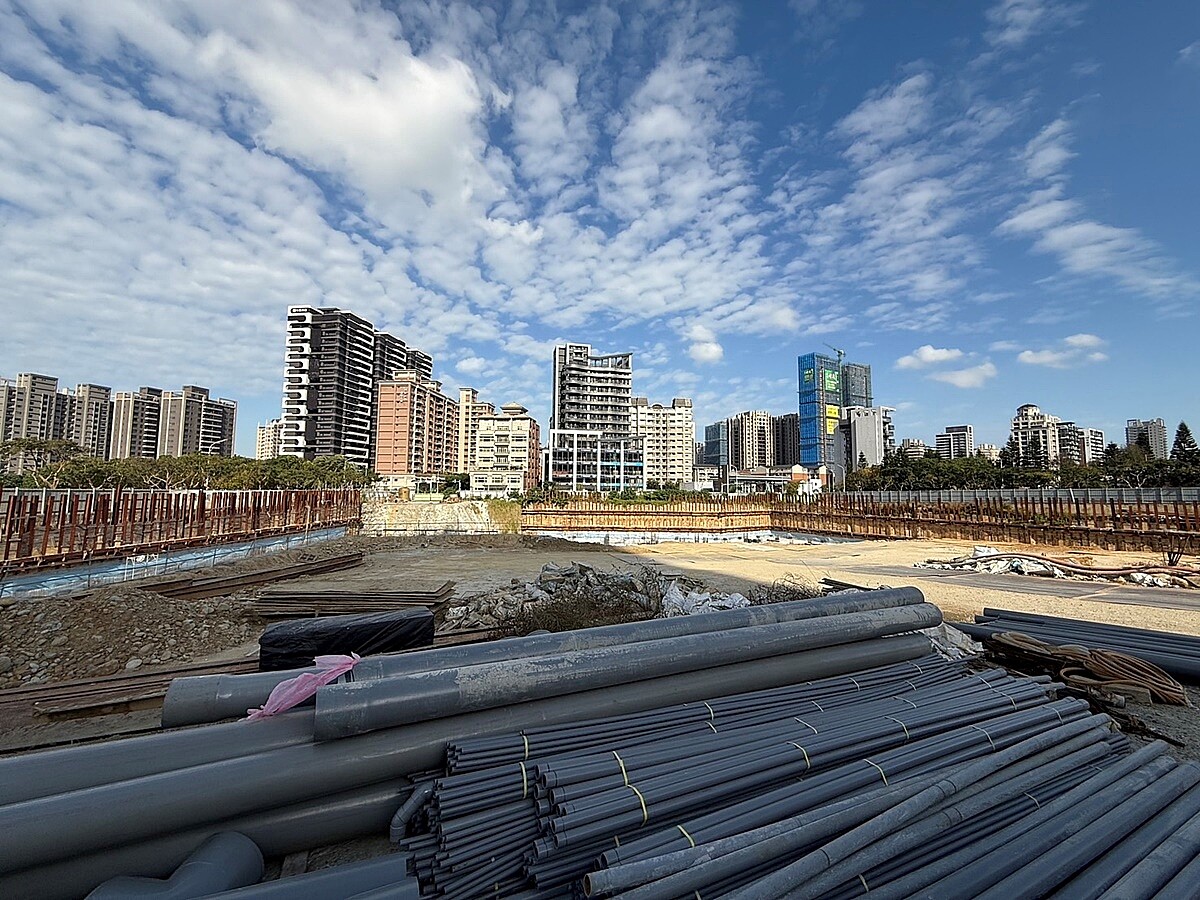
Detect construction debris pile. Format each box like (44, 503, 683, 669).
(918, 545, 1199, 588)
(0, 587, 261, 689)
(443, 561, 752, 631)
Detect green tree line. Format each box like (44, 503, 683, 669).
(0, 439, 375, 490)
(846, 422, 1200, 490)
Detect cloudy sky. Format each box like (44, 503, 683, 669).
(1, 0, 1197, 456)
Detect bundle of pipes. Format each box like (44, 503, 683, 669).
(954, 608, 1200, 681)
(400, 662, 1100, 897)
(0, 588, 939, 898)
(162, 586, 934, 727)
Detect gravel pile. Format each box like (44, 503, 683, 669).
(0, 587, 264, 688)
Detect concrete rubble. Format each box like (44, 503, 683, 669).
(916, 546, 1196, 589)
(442, 561, 751, 629)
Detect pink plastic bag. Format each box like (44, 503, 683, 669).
(246, 653, 361, 720)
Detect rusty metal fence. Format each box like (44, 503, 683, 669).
(522, 494, 1200, 553)
(0, 488, 362, 571)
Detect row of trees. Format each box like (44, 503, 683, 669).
(847, 422, 1200, 490)
(0, 439, 375, 490)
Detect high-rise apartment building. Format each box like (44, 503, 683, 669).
(772, 413, 800, 466)
(1081, 428, 1106, 465)
(281, 306, 432, 467)
(630, 398, 694, 486)
(373, 373, 459, 478)
(1010, 404, 1062, 466)
(1125, 418, 1168, 460)
(728, 410, 774, 470)
(548, 343, 644, 491)
(936, 425, 975, 460)
(836, 407, 895, 471)
(798, 353, 872, 466)
(281, 307, 376, 465)
(256, 419, 283, 460)
(457, 387, 496, 474)
(373, 331, 434, 382)
(158, 385, 236, 457)
(71, 384, 112, 459)
(110, 387, 163, 459)
(470, 403, 542, 494)
(899, 438, 930, 459)
(703, 420, 729, 467)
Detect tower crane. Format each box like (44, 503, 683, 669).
(824, 343, 846, 368)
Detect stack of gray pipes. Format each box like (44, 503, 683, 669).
(0, 587, 939, 898)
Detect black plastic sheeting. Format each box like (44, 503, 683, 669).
(258, 609, 434, 672)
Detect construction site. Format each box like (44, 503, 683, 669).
(4, 487, 1200, 898)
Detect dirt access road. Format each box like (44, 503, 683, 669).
(322, 533, 1200, 636)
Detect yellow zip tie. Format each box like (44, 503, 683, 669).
(519, 761, 529, 799)
(628, 784, 649, 825)
(1023, 791, 1041, 808)
(885, 716, 910, 742)
(865, 759, 889, 785)
(522, 733, 530, 760)
(677, 824, 697, 847)
(793, 716, 818, 734)
(789, 741, 812, 770)
(859, 873, 870, 892)
(969, 725, 996, 751)
(850, 676, 862, 691)
(613, 835, 621, 847)
(703, 701, 715, 721)
(613, 750, 630, 785)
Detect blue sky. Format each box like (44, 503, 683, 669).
(1, 0, 1197, 456)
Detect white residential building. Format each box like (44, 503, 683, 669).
(977, 443, 1001, 463)
(158, 385, 236, 457)
(256, 419, 283, 460)
(630, 397, 695, 486)
(899, 438, 930, 460)
(470, 403, 542, 495)
(1125, 418, 1168, 460)
(1010, 404, 1062, 465)
(935, 424, 974, 460)
(548, 343, 644, 491)
(836, 406, 896, 471)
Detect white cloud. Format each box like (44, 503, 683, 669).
(988, 340, 1021, 351)
(1179, 41, 1200, 67)
(455, 356, 488, 375)
(1016, 333, 1108, 368)
(984, 0, 1083, 49)
(895, 344, 965, 370)
(689, 341, 724, 364)
(929, 362, 998, 389)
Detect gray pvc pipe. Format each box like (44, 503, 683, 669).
(1050, 779, 1200, 899)
(725, 715, 1115, 900)
(313, 603, 943, 740)
(1098, 800, 1200, 899)
(214, 853, 415, 898)
(390, 782, 434, 842)
(0, 710, 315, 806)
(0, 635, 930, 875)
(0, 781, 409, 900)
(162, 588, 926, 726)
(1151, 847, 1200, 899)
(86, 832, 263, 899)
